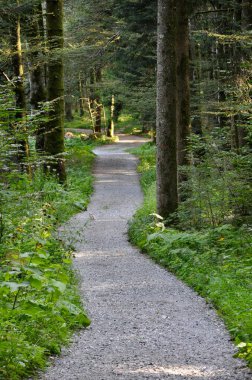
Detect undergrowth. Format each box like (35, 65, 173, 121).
(64, 112, 92, 130)
(117, 113, 154, 138)
(0, 135, 105, 379)
(129, 142, 252, 368)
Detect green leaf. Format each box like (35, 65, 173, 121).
(50, 280, 66, 293)
(237, 342, 247, 348)
(73, 201, 87, 211)
(62, 258, 72, 265)
(1, 281, 29, 292)
(29, 276, 43, 290)
(150, 213, 164, 220)
(30, 256, 46, 266)
(36, 238, 47, 245)
(20, 252, 35, 258)
(57, 300, 82, 316)
(21, 301, 46, 317)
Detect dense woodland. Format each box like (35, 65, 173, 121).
(0, 0, 251, 378)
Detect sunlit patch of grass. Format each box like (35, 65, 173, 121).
(117, 113, 142, 134)
(64, 112, 92, 130)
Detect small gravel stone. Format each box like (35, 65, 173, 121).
(42, 135, 251, 380)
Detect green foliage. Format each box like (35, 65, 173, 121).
(129, 141, 252, 368)
(116, 114, 141, 133)
(65, 112, 93, 130)
(0, 137, 95, 379)
(111, 0, 156, 129)
(178, 129, 252, 228)
(117, 114, 154, 138)
(130, 142, 156, 192)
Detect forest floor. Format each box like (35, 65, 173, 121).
(42, 135, 251, 380)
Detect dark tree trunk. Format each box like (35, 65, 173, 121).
(95, 102, 102, 133)
(45, 0, 66, 183)
(114, 99, 123, 123)
(190, 39, 203, 137)
(156, 0, 178, 219)
(88, 69, 96, 131)
(94, 67, 102, 133)
(79, 73, 85, 117)
(65, 97, 74, 121)
(242, 0, 252, 30)
(27, 1, 47, 152)
(176, 0, 191, 188)
(107, 95, 115, 138)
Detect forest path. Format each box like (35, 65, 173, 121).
(43, 135, 250, 380)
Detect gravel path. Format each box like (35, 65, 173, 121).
(43, 135, 251, 380)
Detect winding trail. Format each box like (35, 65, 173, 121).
(43, 135, 251, 380)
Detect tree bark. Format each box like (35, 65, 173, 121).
(79, 74, 85, 117)
(176, 0, 190, 173)
(65, 96, 74, 121)
(156, 0, 178, 219)
(94, 67, 102, 133)
(27, 1, 47, 152)
(107, 95, 115, 138)
(242, 0, 252, 30)
(45, 0, 66, 183)
(238, 0, 251, 147)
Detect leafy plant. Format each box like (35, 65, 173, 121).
(0, 135, 98, 379)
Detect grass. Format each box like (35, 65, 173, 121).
(0, 135, 107, 379)
(116, 114, 154, 138)
(64, 112, 93, 130)
(129, 142, 252, 368)
(116, 114, 141, 133)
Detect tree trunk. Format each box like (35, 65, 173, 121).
(238, 0, 251, 146)
(156, 0, 178, 219)
(176, 0, 191, 191)
(10, 9, 30, 164)
(95, 102, 102, 133)
(107, 95, 115, 138)
(79, 74, 84, 117)
(45, 0, 66, 183)
(176, 0, 190, 166)
(190, 39, 203, 137)
(94, 67, 102, 133)
(242, 0, 252, 30)
(65, 97, 74, 121)
(27, 1, 47, 152)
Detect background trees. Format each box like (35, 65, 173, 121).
(0, 0, 66, 181)
(0, 0, 250, 221)
(155, 0, 251, 221)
